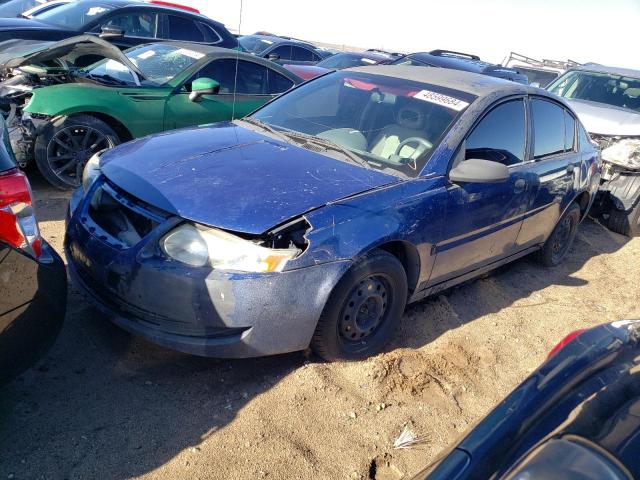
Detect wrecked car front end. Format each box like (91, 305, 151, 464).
(589, 133, 640, 235)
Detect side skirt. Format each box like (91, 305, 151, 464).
(408, 245, 541, 304)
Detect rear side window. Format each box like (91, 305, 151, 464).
(167, 15, 204, 42)
(465, 99, 526, 166)
(268, 69, 294, 94)
(531, 99, 569, 158)
(198, 23, 222, 43)
(291, 46, 314, 61)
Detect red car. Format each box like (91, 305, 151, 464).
(284, 50, 390, 80)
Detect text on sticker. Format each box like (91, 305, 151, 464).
(413, 90, 469, 111)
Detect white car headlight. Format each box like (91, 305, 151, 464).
(161, 224, 301, 272)
(82, 151, 103, 192)
(601, 138, 640, 169)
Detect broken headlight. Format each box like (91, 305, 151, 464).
(82, 151, 103, 192)
(601, 138, 640, 170)
(161, 223, 301, 272)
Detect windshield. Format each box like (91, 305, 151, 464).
(317, 53, 381, 70)
(238, 35, 275, 55)
(0, 0, 39, 17)
(251, 71, 470, 177)
(85, 44, 203, 85)
(548, 70, 640, 112)
(33, 1, 114, 29)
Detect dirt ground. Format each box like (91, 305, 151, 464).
(1, 175, 639, 480)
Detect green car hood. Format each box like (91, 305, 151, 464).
(1, 35, 145, 80)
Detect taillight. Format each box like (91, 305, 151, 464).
(0, 169, 41, 259)
(148, 1, 200, 13)
(547, 328, 588, 359)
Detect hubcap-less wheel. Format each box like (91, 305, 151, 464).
(46, 125, 113, 187)
(338, 276, 390, 342)
(551, 214, 573, 263)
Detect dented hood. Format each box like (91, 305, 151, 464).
(101, 122, 397, 234)
(568, 99, 640, 136)
(1, 34, 145, 79)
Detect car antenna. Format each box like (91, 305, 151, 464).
(231, 0, 244, 120)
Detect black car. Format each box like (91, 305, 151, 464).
(393, 50, 529, 84)
(0, 0, 239, 50)
(238, 34, 330, 65)
(415, 320, 640, 480)
(0, 115, 66, 384)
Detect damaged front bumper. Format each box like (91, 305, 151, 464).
(597, 164, 640, 212)
(65, 185, 351, 358)
(7, 111, 50, 168)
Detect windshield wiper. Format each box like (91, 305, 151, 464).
(279, 129, 371, 170)
(83, 73, 129, 86)
(240, 117, 291, 143)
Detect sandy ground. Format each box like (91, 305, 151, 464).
(1, 175, 639, 480)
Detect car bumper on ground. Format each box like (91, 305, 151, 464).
(66, 185, 351, 358)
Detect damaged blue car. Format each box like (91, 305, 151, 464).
(65, 66, 600, 361)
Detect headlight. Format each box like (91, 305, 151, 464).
(601, 139, 640, 169)
(82, 151, 103, 192)
(161, 224, 301, 272)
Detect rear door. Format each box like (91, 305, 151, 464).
(515, 98, 580, 247)
(164, 58, 295, 130)
(429, 98, 532, 283)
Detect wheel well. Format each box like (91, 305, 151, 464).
(575, 191, 591, 219)
(80, 112, 133, 142)
(376, 241, 421, 294)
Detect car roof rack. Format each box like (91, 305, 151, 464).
(503, 52, 581, 71)
(429, 49, 481, 61)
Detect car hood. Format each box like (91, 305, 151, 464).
(0, 17, 63, 31)
(568, 99, 640, 136)
(1, 34, 145, 78)
(101, 122, 397, 234)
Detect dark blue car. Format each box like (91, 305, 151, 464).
(65, 66, 600, 360)
(415, 320, 640, 479)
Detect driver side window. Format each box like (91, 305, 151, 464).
(465, 100, 526, 166)
(187, 59, 270, 95)
(100, 12, 159, 38)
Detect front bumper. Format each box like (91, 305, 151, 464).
(597, 166, 640, 212)
(66, 184, 350, 358)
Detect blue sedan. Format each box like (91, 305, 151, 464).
(65, 66, 600, 360)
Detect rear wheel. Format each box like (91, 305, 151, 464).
(35, 115, 119, 190)
(606, 203, 640, 237)
(311, 249, 407, 361)
(537, 202, 581, 267)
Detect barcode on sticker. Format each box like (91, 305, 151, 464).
(413, 90, 469, 111)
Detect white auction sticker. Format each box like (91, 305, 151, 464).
(413, 90, 469, 111)
(176, 48, 205, 60)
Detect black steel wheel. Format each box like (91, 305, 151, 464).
(35, 115, 120, 189)
(311, 249, 407, 361)
(538, 202, 581, 267)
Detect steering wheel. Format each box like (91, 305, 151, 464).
(394, 137, 432, 162)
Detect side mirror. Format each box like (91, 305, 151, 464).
(99, 26, 124, 39)
(449, 158, 509, 184)
(267, 53, 280, 61)
(188, 77, 220, 102)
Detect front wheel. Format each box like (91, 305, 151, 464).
(537, 202, 581, 267)
(35, 115, 120, 190)
(311, 249, 408, 361)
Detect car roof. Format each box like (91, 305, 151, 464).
(71, 0, 221, 25)
(244, 34, 316, 49)
(332, 51, 389, 62)
(345, 65, 537, 97)
(574, 63, 640, 79)
(405, 51, 501, 73)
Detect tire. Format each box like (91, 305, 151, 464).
(606, 203, 640, 237)
(537, 202, 581, 267)
(35, 115, 120, 190)
(311, 249, 408, 361)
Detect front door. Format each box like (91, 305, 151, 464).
(429, 98, 532, 284)
(164, 58, 281, 130)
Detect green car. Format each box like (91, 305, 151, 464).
(1, 35, 302, 188)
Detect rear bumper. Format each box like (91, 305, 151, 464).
(65, 187, 350, 357)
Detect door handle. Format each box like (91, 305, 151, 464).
(514, 178, 526, 192)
